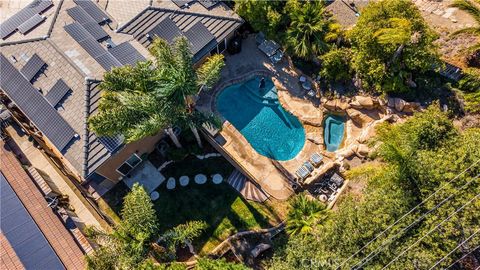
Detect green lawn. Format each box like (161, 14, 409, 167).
(104, 154, 287, 255)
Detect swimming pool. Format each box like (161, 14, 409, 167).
(216, 76, 305, 161)
(324, 115, 345, 152)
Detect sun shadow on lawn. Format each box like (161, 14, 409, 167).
(103, 154, 284, 254)
(152, 180, 279, 253)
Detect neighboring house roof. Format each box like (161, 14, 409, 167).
(326, 0, 369, 28)
(117, 6, 243, 60)
(0, 142, 85, 270)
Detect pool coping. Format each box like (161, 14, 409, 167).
(200, 69, 300, 200)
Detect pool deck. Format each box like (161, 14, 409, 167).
(196, 35, 386, 200)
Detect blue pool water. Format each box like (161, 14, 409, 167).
(216, 76, 305, 161)
(324, 115, 345, 152)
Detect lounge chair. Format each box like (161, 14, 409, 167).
(310, 153, 323, 167)
(295, 166, 310, 181)
(303, 161, 314, 172)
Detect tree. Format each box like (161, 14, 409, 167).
(89, 37, 225, 147)
(319, 47, 352, 82)
(86, 187, 210, 269)
(286, 193, 328, 235)
(284, 0, 340, 59)
(456, 68, 480, 113)
(269, 107, 480, 269)
(349, 0, 440, 93)
(195, 258, 250, 270)
(234, 0, 285, 40)
(450, 0, 480, 66)
(157, 221, 208, 261)
(86, 184, 157, 269)
(121, 183, 158, 241)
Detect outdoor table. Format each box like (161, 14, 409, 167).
(258, 40, 280, 57)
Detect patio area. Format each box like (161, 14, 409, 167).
(196, 35, 334, 200)
(196, 35, 391, 201)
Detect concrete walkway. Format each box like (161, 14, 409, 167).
(5, 125, 103, 229)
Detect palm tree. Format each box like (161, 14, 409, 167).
(450, 0, 480, 55)
(89, 37, 225, 148)
(286, 194, 329, 235)
(285, 0, 340, 60)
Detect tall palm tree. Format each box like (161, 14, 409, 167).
(89, 37, 224, 147)
(286, 194, 329, 235)
(285, 0, 340, 60)
(450, 0, 480, 54)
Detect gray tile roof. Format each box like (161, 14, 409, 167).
(118, 7, 242, 60)
(0, 0, 53, 39)
(82, 81, 123, 179)
(0, 53, 76, 151)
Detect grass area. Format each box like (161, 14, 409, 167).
(154, 181, 285, 254)
(103, 153, 288, 255)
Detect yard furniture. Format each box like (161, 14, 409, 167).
(212, 174, 223, 184)
(295, 165, 311, 181)
(270, 50, 283, 63)
(166, 177, 176, 190)
(330, 173, 344, 187)
(258, 40, 280, 57)
(302, 80, 312, 91)
(303, 161, 315, 172)
(310, 153, 324, 167)
(255, 32, 266, 45)
(179, 176, 189, 186)
(194, 174, 207, 184)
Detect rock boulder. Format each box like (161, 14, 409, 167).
(351, 96, 375, 110)
(394, 98, 406, 111)
(356, 144, 370, 158)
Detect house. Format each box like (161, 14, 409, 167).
(0, 0, 243, 197)
(1, 141, 87, 270)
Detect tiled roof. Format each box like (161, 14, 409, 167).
(326, 0, 369, 28)
(0, 232, 24, 270)
(118, 7, 242, 58)
(0, 0, 146, 180)
(0, 142, 85, 270)
(82, 80, 123, 179)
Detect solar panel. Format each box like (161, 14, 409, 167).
(17, 14, 46, 34)
(67, 6, 108, 41)
(65, 22, 121, 70)
(79, 38, 107, 58)
(73, 0, 110, 24)
(108, 42, 146, 66)
(0, 0, 53, 39)
(184, 22, 217, 60)
(0, 173, 65, 270)
(198, 0, 220, 9)
(148, 17, 183, 44)
(98, 135, 123, 153)
(64, 22, 90, 42)
(20, 53, 46, 82)
(95, 53, 122, 70)
(0, 54, 76, 151)
(45, 79, 71, 107)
